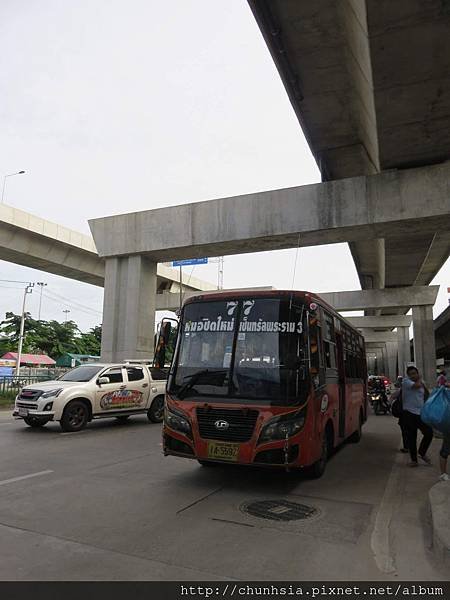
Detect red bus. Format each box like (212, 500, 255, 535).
(163, 290, 367, 477)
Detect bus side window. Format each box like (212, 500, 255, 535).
(324, 341, 337, 369)
(322, 312, 337, 371)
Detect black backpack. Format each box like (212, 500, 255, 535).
(391, 390, 403, 418)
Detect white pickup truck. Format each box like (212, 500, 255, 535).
(13, 362, 167, 432)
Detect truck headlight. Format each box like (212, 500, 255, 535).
(164, 406, 192, 437)
(258, 407, 307, 443)
(42, 388, 63, 398)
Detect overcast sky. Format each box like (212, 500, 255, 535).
(0, 0, 448, 333)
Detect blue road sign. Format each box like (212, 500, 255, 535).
(172, 258, 208, 267)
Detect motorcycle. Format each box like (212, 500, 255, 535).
(371, 389, 390, 415)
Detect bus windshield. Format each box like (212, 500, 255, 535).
(169, 297, 309, 406)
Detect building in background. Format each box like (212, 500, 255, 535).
(1, 352, 55, 368)
(55, 353, 100, 368)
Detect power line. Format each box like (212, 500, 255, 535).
(41, 291, 102, 319)
(0, 279, 31, 284)
(43, 289, 102, 315)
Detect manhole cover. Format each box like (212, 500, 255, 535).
(240, 499, 318, 522)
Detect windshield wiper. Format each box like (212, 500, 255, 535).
(177, 369, 229, 399)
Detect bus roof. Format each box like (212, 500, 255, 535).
(184, 289, 338, 318)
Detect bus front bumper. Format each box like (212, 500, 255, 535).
(163, 431, 302, 468)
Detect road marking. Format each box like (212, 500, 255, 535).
(0, 470, 53, 487)
(0, 422, 14, 426)
(370, 452, 403, 574)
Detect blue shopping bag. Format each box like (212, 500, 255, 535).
(421, 386, 450, 433)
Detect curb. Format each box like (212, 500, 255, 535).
(429, 482, 450, 569)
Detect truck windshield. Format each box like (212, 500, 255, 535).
(169, 297, 308, 406)
(58, 365, 103, 382)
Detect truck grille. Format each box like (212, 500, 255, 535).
(16, 402, 38, 410)
(196, 407, 258, 442)
(18, 389, 42, 401)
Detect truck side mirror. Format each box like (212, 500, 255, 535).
(97, 376, 110, 386)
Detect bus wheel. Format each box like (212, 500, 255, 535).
(308, 427, 332, 479)
(348, 412, 363, 443)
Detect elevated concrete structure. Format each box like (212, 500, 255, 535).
(89, 163, 450, 263)
(154, 286, 438, 313)
(88, 2, 449, 367)
(346, 315, 412, 329)
(360, 331, 398, 344)
(0, 203, 215, 293)
(248, 0, 450, 301)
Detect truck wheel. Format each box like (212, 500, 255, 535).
(23, 417, 49, 428)
(147, 395, 164, 423)
(60, 400, 89, 432)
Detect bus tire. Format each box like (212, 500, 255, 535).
(60, 400, 90, 432)
(348, 411, 363, 443)
(309, 425, 333, 479)
(147, 395, 165, 423)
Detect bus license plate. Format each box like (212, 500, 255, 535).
(18, 408, 28, 417)
(207, 442, 239, 462)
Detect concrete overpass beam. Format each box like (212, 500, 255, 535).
(359, 330, 398, 343)
(347, 315, 412, 328)
(412, 305, 436, 388)
(101, 256, 157, 362)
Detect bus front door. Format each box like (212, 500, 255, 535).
(335, 333, 346, 438)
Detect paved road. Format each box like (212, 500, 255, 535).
(0, 409, 445, 581)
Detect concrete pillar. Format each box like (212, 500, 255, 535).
(397, 326, 411, 377)
(101, 256, 157, 362)
(385, 341, 398, 381)
(381, 345, 388, 377)
(412, 305, 436, 387)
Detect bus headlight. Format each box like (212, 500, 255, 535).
(258, 407, 307, 443)
(164, 406, 192, 437)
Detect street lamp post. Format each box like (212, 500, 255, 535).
(1, 170, 26, 204)
(16, 283, 34, 376)
(36, 282, 47, 320)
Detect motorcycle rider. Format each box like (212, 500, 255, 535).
(371, 376, 390, 414)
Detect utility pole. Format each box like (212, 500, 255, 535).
(36, 282, 47, 320)
(209, 256, 224, 289)
(63, 309, 71, 323)
(16, 283, 34, 376)
(2, 170, 26, 203)
(218, 256, 224, 289)
(179, 266, 183, 314)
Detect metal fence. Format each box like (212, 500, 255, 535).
(0, 375, 52, 396)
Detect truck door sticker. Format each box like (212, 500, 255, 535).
(100, 389, 144, 410)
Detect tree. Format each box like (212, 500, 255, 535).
(78, 326, 102, 355)
(0, 313, 102, 359)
